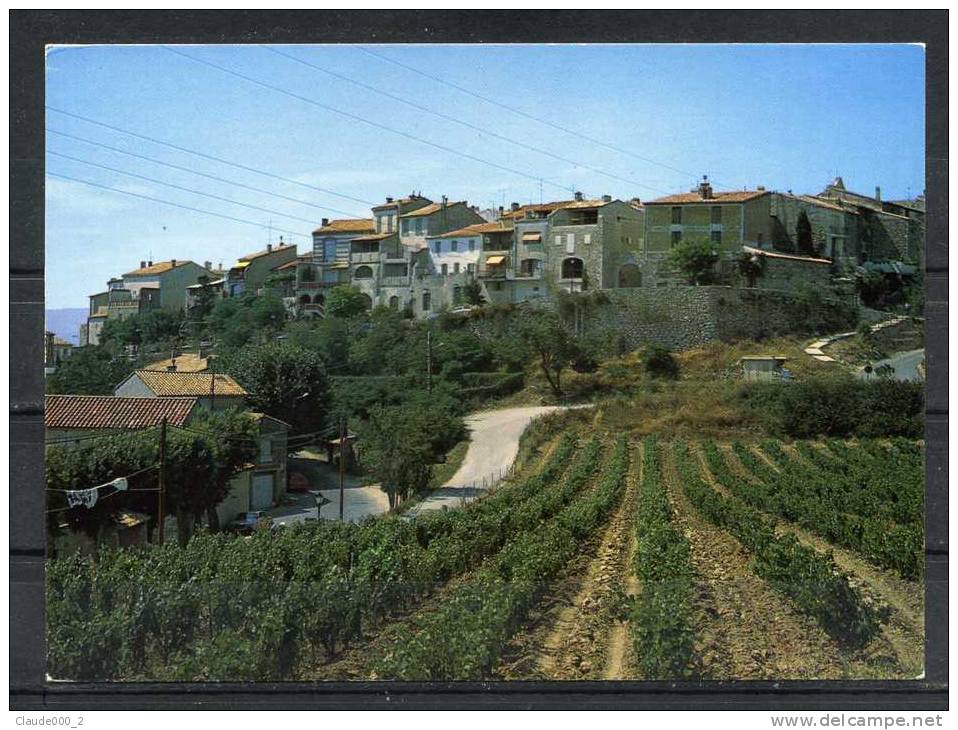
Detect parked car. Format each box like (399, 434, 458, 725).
(228, 511, 273, 535)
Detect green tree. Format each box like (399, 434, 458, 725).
(462, 278, 486, 306)
(856, 270, 890, 309)
(643, 344, 679, 379)
(222, 342, 329, 433)
(325, 285, 370, 320)
(796, 211, 815, 256)
(514, 311, 578, 396)
(188, 275, 219, 322)
(46, 345, 136, 395)
(736, 250, 765, 288)
(665, 239, 720, 285)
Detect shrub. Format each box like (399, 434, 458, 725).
(643, 344, 679, 380)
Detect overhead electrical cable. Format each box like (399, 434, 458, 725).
(47, 128, 368, 219)
(49, 150, 322, 228)
(161, 46, 578, 194)
(46, 105, 379, 208)
(354, 45, 734, 190)
(48, 172, 310, 238)
(263, 45, 668, 196)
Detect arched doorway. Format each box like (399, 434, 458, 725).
(313, 293, 325, 305)
(561, 257, 584, 279)
(618, 263, 642, 288)
(389, 295, 399, 310)
(360, 293, 373, 310)
(298, 293, 311, 305)
(354, 265, 373, 280)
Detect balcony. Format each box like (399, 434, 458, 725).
(296, 281, 325, 290)
(351, 251, 381, 264)
(380, 276, 410, 287)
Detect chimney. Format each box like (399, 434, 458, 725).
(630, 197, 641, 206)
(441, 195, 448, 208)
(321, 217, 329, 227)
(171, 258, 177, 267)
(875, 186, 881, 202)
(601, 194, 612, 203)
(267, 243, 273, 253)
(166, 363, 177, 372)
(498, 205, 505, 217)
(574, 191, 583, 201)
(510, 202, 520, 212)
(204, 260, 212, 270)
(757, 186, 766, 192)
(140, 260, 146, 269)
(147, 260, 153, 267)
(697, 175, 713, 200)
(386, 196, 394, 203)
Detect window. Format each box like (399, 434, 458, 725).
(258, 437, 273, 464)
(711, 230, 722, 245)
(711, 206, 722, 224)
(453, 286, 462, 303)
(670, 231, 682, 247)
(554, 235, 562, 246)
(453, 263, 460, 274)
(433, 241, 441, 254)
(422, 291, 431, 311)
(671, 206, 682, 224)
(354, 265, 373, 279)
(467, 263, 475, 274)
(450, 240, 458, 252)
(389, 295, 399, 309)
(414, 218, 423, 235)
(401, 219, 410, 235)
(468, 239, 475, 251)
(561, 257, 584, 279)
(441, 264, 448, 276)
(583, 233, 592, 244)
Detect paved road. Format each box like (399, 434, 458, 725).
(406, 405, 580, 516)
(272, 456, 390, 525)
(858, 348, 925, 382)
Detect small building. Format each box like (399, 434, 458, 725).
(44, 331, 74, 373)
(114, 370, 247, 411)
(45, 394, 200, 445)
(739, 355, 789, 381)
(225, 243, 298, 298)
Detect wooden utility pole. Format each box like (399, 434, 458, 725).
(338, 416, 347, 522)
(427, 330, 433, 391)
(157, 417, 167, 545)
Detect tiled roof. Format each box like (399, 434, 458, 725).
(313, 218, 376, 234)
(434, 222, 514, 238)
(272, 257, 308, 272)
(351, 232, 396, 242)
(143, 353, 210, 373)
(794, 195, 858, 214)
(123, 260, 195, 277)
(239, 244, 297, 262)
(401, 201, 469, 218)
(45, 395, 198, 430)
(372, 195, 431, 210)
(133, 370, 248, 397)
(645, 190, 769, 205)
(499, 198, 608, 219)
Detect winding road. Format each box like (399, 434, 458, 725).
(857, 349, 925, 382)
(405, 405, 582, 517)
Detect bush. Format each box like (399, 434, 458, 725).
(643, 344, 679, 380)
(741, 375, 923, 439)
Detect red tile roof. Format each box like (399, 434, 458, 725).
(45, 395, 198, 430)
(434, 222, 514, 238)
(132, 370, 248, 397)
(645, 190, 769, 205)
(499, 198, 608, 219)
(313, 218, 376, 234)
(122, 260, 195, 277)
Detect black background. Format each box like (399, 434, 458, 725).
(9, 9, 949, 711)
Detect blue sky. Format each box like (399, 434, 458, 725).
(46, 43, 925, 310)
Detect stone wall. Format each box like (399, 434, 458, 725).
(512, 285, 859, 352)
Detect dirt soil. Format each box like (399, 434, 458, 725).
(662, 442, 896, 680)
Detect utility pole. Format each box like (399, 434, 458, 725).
(339, 416, 347, 522)
(157, 417, 167, 545)
(426, 329, 433, 393)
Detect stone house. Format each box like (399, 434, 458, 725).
(397, 197, 486, 250)
(44, 331, 74, 372)
(297, 218, 377, 314)
(114, 369, 248, 411)
(225, 243, 298, 298)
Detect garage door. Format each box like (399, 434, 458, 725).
(250, 473, 275, 511)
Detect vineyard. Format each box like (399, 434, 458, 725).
(47, 429, 924, 682)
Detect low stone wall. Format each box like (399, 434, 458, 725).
(507, 285, 859, 352)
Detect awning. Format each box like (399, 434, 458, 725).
(486, 255, 506, 265)
(521, 232, 541, 242)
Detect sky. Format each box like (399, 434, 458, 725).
(45, 43, 925, 310)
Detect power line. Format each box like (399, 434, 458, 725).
(47, 128, 368, 220)
(49, 150, 322, 228)
(162, 46, 578, 195)
(48, 171, 310, 239)
(45, 425, 160, 446)
(263, 45, 667, 196)
(46, 106, 379, 209)
(354, 45, 730, 191)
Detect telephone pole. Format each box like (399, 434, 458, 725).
(426, 329, 433, 393)
(157, 417, 167, 545)
(339, 416, 347, 522)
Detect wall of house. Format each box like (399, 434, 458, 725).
(752, 255, 833, 291)
(597, 201, 645, 289)
(400, 204, 486, 249)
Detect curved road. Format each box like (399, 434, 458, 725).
(858, 349, 925, 382)
(406, 405, 581, 517)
